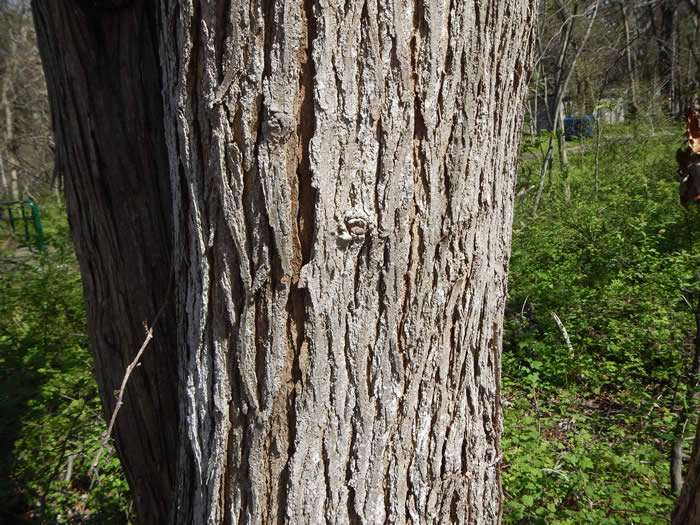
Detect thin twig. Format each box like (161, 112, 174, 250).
(89, 267, 172, 484)
(520, 295, 530, 318)
(89, 322, 154, 484)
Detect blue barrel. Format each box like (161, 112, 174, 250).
(563, 116, 594, 139)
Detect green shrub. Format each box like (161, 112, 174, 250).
(0, 197, 130, 524)
(503, 121, 700, 523)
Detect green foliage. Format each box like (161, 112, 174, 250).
(0, 198, 131, 524)
(503, 120, 700, 523)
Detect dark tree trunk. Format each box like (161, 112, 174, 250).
(32, 0, 536, 522)
(674, 421, 700, 524)
(31, 2, 179, 522)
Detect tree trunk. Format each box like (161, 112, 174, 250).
(672, 295, 700, 523)
(558, 109, 569, 201)
(674, 421, 700, 524)
(1, 20, 19, 200)
(33, 0, 536, 522)
(620, 0, 638, 108)
(658, 0, 677, 112)
(32, 2, 179, 522)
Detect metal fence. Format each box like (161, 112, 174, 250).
(0, 200, 46, 251)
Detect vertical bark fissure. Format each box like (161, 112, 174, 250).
(35, 0, 536, 521)
(286, 0, 319, 487)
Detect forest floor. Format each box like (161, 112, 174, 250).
(502, 120, 697, 524)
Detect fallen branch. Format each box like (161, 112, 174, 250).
(551, 311, 574, 356)
(542, 468, 569, 480)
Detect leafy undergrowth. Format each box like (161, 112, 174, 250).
(0, 198, 131, 523)
(502, 119, 700, 523)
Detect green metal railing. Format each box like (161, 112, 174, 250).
(0, 199, 46, 251)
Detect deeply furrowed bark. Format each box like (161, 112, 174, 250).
(34, 0, 535, 522)
(161, 0, 534, 522)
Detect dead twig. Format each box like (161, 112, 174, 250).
(89, 321, 155, 484)
(89, 266, 172, 485)
(551, 311, 574, 356)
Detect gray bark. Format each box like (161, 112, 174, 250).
(34, 0, 535, 522)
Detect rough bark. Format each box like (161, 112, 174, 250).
(31, 2, 179, 522)
(34, 0, 535, 522)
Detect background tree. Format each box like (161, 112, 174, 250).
(32, 0, 535, 523)
(0, 0, 52, 200)
(530, 0, 600, 213)
(529, 0, 700, 131)
(673, 418, 700, 524)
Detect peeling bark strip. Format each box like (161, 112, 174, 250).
(34, 0, 535, 522)
(160, 0, 535, 522)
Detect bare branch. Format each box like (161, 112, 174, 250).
(89, 321, 155, 484)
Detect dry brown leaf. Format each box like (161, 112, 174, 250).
(677, 146, 700, 207)
(685, 108, 700, 154)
